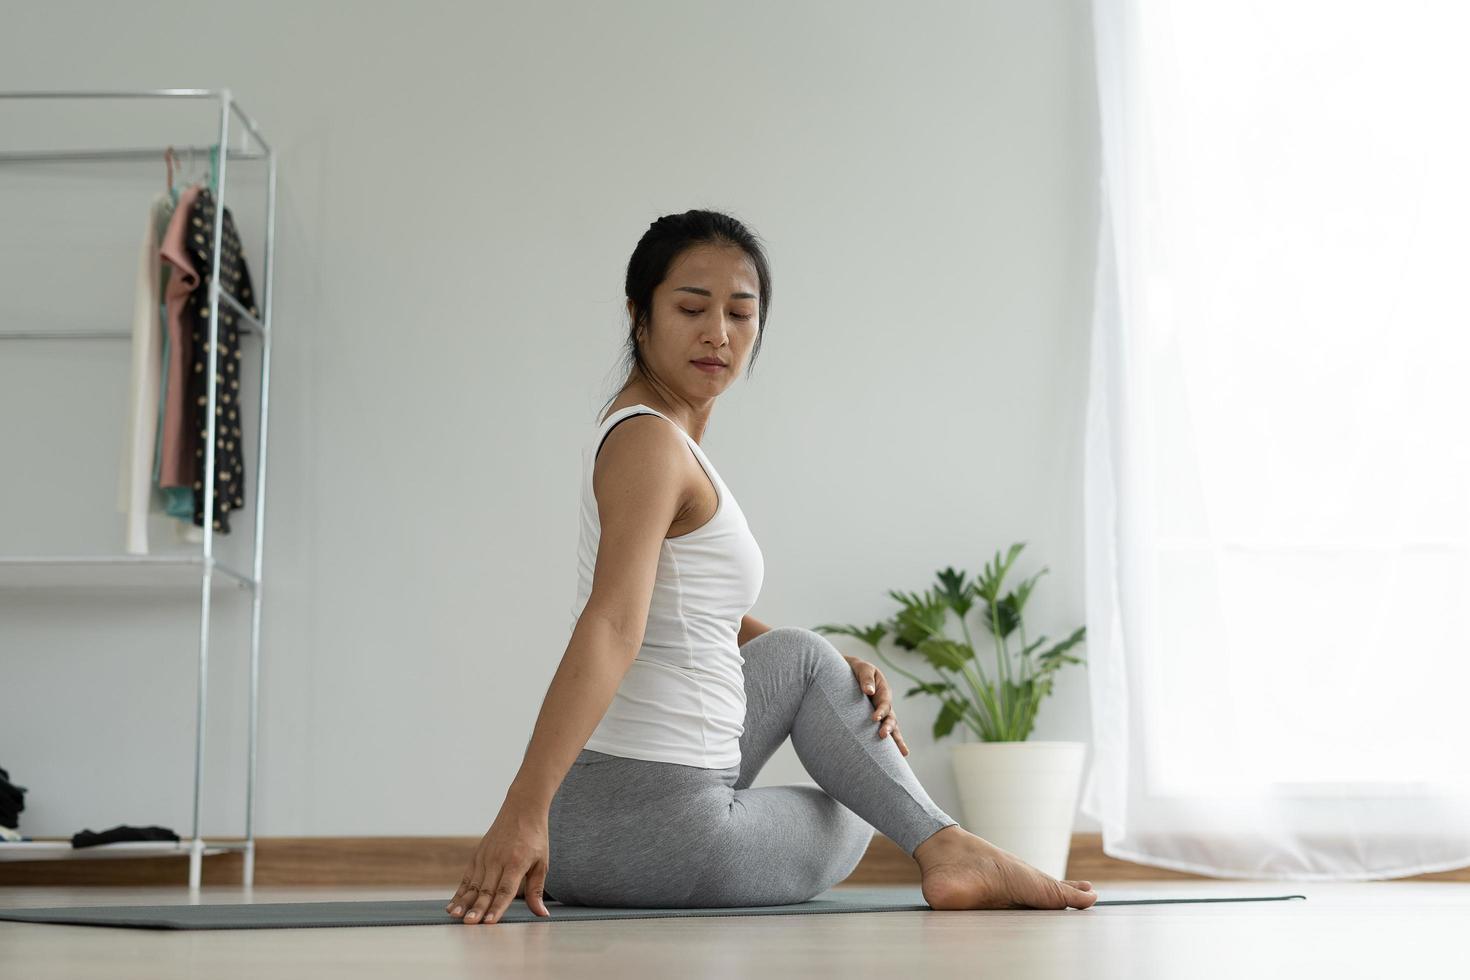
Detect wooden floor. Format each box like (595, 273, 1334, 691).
(2, 879, 1465, 978)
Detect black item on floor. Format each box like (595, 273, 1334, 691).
(72, 825, 180, 848)
(0, 765, 25, 828)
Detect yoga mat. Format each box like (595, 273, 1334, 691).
(0, 887, 1307, 930)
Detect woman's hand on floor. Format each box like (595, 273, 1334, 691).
(842, 655, 909, 757)
(444, 800, 552, 923)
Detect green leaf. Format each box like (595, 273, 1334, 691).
(1010, 567, 1049, 619)
(934, 566, 974, 618)
(886, 588, 948, 650)
(812, 622, 888, 649)
(933, 698, 966, 740)
(975, 542, 1026, 602)
(982, 592, 1022, 638)
(1036, 625, 1087, 663)
(905, 680, 957, 699)
(915, 636, 973, 673)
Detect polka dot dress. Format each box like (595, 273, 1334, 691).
(182, 187, 258, 534)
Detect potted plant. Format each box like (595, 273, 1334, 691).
(814, 542, 1088, 879)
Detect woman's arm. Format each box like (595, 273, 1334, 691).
(505, 414, 689, 812)
(738, 613, 773, 648)
(504, 612, 643, 811)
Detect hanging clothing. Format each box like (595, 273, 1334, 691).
(154, 185, 197, 530)
(157, 183, 205, 500)
(181, 186, 257, 533)
(117, 190, 176, 554)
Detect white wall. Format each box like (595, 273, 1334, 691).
(0, 0, 1102, 841)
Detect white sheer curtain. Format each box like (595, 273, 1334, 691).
(1081, 0, 1470, 880)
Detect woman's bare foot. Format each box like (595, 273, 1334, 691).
(913, 825, 1097, 911)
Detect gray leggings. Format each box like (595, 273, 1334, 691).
(544, 625, 959, 908)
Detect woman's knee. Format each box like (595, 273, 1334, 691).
(763, 625, 825, 647)
(767, 626, 847, 670)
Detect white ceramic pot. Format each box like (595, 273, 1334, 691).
(948, 740, 1086, 881)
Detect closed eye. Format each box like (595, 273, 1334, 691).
(681, 307, 753, 320)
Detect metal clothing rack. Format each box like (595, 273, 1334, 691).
(0, 89, 276, 890)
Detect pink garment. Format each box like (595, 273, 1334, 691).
(157, 183, 205, 488)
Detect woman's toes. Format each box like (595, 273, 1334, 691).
(1069, 885, 1098, 908)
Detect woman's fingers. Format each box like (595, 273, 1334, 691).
(878, 710, 907, 755)
(872, 692, 909, 757)
(452, 873, 482, 913)
(454, 862, 552, 923)
(483, 872, 523, 924)
(865, 670, 895, 726)
(523, 859, 552, 917)
(847, 657, 878, 697)
(450, 804, 552, 922)
(462, 868, 502, 923)
(444, 876, 464, 912)
(848, 660, 895, 723)
(845, 659, 906, 754)
(446, 869, 482, 916)
(871, 672, 894, 715)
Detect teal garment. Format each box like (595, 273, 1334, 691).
(163, 488, 195, 520)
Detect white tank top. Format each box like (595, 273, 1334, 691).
(569, 404, 765, 769)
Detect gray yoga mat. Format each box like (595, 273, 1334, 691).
(0, 887, 1307, 930)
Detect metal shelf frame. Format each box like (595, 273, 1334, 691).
(0, 89, 277, 890)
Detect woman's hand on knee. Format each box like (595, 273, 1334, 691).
(445, 800, 553, 923)
(842, 655, 909, 756)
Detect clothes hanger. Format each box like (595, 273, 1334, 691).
(188, 145, 206, 190)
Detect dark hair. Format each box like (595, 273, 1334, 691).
(599, 209, 772, 418)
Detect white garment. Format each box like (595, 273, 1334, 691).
(571, 404, 765, 769)
(116, 191, 175, 554)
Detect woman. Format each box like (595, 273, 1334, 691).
(446, 210, 1097, 923)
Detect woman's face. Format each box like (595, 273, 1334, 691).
(632, 244, 760, 399)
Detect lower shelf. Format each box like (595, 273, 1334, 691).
(0, 840, 250, 862)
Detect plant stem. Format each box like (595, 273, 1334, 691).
(1019, 620, 1030, 687)
(958, 615, 994, 691)
(988, 591, 1012, 736)
(957, 615, 1005, 735)
(957, 659, 1004, 735)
